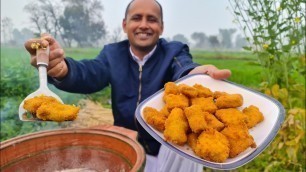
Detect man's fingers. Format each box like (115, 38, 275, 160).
(24, 39, 46, 54)
(48, 58, 63, 70)
(41, 34, 58, 50)
(49, 48, 65, 61)
(209, 69, 231, 80)
(47, 60, 68, 79)
(30, 54, 37, 67)
(188, 65, 231, 80)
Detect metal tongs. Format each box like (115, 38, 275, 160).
(19, 46, 63, 121)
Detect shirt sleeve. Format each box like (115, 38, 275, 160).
(48, 49, 111, 94)
(171, 44, 199, 81)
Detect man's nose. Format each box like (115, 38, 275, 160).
(139, 19, 149, 28)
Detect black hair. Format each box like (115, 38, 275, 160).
(124, 0, 163, 22)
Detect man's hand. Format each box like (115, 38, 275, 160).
(188, 65, 231, 80)
(24, 33, 68, 79)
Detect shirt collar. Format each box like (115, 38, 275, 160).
(130, 45, 157, 66)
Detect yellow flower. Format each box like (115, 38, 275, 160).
(294, 17, 301, 23)
(263, 44, 269, 49)
(277, 6, 282, 11)
(291, 40, 296, 45)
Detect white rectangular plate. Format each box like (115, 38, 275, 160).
(135, 74, 285, 170)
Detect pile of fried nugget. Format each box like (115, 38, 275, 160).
(23, 95, 80, 122)
(143, 82, 264, 163)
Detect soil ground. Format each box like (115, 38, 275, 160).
(67, 99, 114, 128)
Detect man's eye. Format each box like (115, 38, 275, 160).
(148, 18, 157, 22)
(131, 17, 140, 21)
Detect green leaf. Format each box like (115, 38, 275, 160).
(243, 46, 252, 51)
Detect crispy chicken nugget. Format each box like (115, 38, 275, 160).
(191, 97, 217, 114)
(23, 95, 60, 114)
(178, 84, 198, 98)
(215, 94, 243, 109)
(213, 91, 228, 99)
(164, 82, 179, 95)
(36, 102, 79, 122)
(159, 105, 170, 117)
(164, 108, 189, 145)
(143, 107, 167, 132)
(203, 112, 225, 131)
(193, 84, 213, 98)
(184, 105, 207, 133)
(164, 94, 189, 109)
(221, 124, 257, 158)
(195, 129, 230, 162)
(187, 132, 199, 151)
(215, 108, 247, 126)
(243, 105, 264, 128)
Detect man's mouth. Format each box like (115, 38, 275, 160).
(135, 33, 152, 40)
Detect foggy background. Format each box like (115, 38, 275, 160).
(1, 0, 248, 49)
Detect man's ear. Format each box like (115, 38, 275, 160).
(122, 19, 127, 33)
(160, 22, 164, 35)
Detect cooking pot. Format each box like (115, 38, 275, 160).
(0, 125, 145, 172)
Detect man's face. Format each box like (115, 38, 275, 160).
(123, 0, 163, 53)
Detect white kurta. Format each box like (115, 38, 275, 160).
(144, 145, 203, 172)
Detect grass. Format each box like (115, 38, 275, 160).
(64, 47, 101, 60)
(191, 50, 265, 88)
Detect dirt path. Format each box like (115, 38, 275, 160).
(68, 99, 114, 128)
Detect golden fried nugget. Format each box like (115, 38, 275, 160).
(159, 105, 170, 117)
(215, 94, 243, 109)
(203, 112, 225, 131)
(187, 132, 199, 151)
(164, 94, 189, 109)
(243, 105, 264, 128)
(191, 97, 217, 114)
(184, 105, 207, 133)
(193, 84, 213, 98)
(23, 95, 60, 114)
(164, 82, 179, 95)
(221, 124, 257, 158)
(215, 108, 247, 126)
(178, 84, 198, 98)
(195, 129, 230, 162)
(143, 107, 167, 132)
(36, 102, 79, 122)
(164, 108, 189, 145)
(213, 91, 228, 99)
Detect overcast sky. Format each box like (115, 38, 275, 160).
(1, 0, 238, 39)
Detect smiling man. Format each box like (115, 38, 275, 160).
(123, 0, 164, 59)
(24, 0, 231, 171)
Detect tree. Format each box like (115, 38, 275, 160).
(24, 0, 63, 38)
(12, 28, 35, 45)
(172, 34, 189, 45)
(219, 28, 237, 49)
(191, 32, 208, 49)
(108, 27, 123, 43)
(208, 35, 220, 49)
(235, 34, 248, 50)
(60, 0, 107, 47)
(1, 17, 13, 44)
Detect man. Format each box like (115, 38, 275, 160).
(25, 0, 231, 171)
